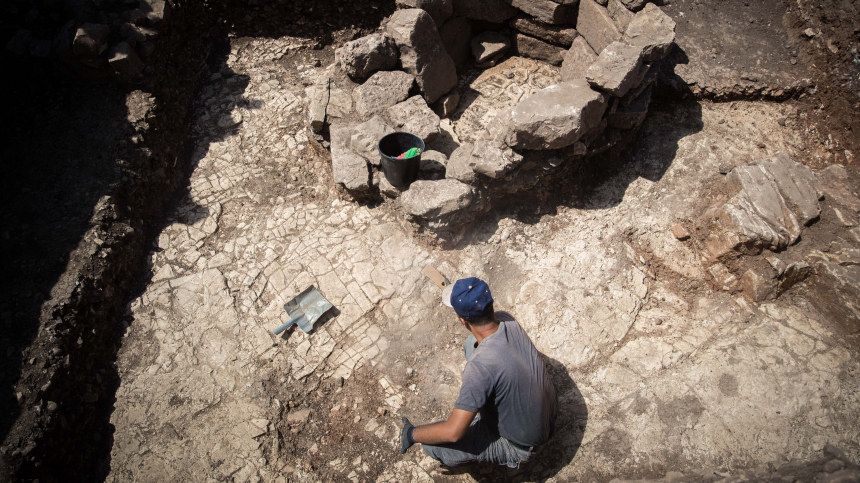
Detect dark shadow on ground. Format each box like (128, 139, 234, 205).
(436, 354, 587, 482)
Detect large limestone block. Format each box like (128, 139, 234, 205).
(439, 17, 473, 68)
(577, 0, 622, 54)
(471, 31, 511, 64)
(607, 0, 634, 31)
(817, 165, 860, 212)
(396, 0, 454, 28)
(383, 96, 441, 142)
(505, 79, 607, 150)
(386, 9, 458, 103)
(400, 179, 474, 218)
(352, 70, 415, 120)
(759, 152, 822, 226)
(447, 141, 524, 183)
(509, 17, 578, 47)
(515, 33, 566, 65)
(585, 41, 644, 96)
(453, 0, 518, 23)
(330, 126, 371, 194)
(511, 0, 578, 25)
(702, 157, 821, 260)
(307, 77, 330, 132)
(336, 33, 399, 79)
(560, 36, 598, 81)
(622, 3, 676, 61)
(351, 116, 392, 165)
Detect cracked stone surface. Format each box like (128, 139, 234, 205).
(107, 32, 860, 483)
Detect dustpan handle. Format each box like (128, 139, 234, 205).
(273, 316, 299, 335)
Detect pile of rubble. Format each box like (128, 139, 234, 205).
(693, 153, 860, 318)
(316, 0, 676, 247)
(4, 0, 170, 82)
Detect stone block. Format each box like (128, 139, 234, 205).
(511, 0, 578, 25)
(453, 0, 518, 23)
(420, 150, 449, 179)
(73, 23, 109, 57)
(383, 96, 441, 142)
(509, 17, 578, 47)
(386, 9, 458, 103)
(505, 79, 607, 150)
(352, 70, 415, 120)
(140, 0, 171, 24)
(607, 0, 634, 31)
(400, 179, 474, 218)
(515, 33, 566, 65)
(432, 90, 460, 118)
(336, 33, 399, 79)
(446, 141, 523, 182)
(439, 17, 473, 68)
(396, 0, 454, 28)
(759, 152, 822, 226)
(585, 41, 644, 96)
(560, 36, 598, 81)
(308, 77, 330, 132)
(740, 267, 776, 302)
(108, 42, 145, 81)
(619, 0, 647, 11)
(577, 0, 622, 53)
(351, 116, 392, 165)
(471, 31, 511, 63)
(623, 3, 676, 61)
(330, 126, 372, 195)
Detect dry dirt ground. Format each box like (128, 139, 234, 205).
(102, 19, 860, 483)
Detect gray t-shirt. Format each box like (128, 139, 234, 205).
(454, 311, 558, 447)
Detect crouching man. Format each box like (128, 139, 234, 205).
(400, 277, 558, 468)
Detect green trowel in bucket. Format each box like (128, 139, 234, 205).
(273, 285, 333, 335)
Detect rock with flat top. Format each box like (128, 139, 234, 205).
(515, 33, 566, 65)
(509, 17, 578, 47)
(560, 36, 598, 81)
(383, 96, 441, 142)
(353, 70, 415, 120)
(607, 0, 634, 31)
(817, 165, 860, 212)
(511, 0, 578, 25)
(433, 90, 460, 118)
(586, 41, 644, 97)
(471, 31, 511, 64)
(623, 3, 676, 61)
(386, 9, 458, 103)
(330, 125, 371, 195)
(396, 0, 453, 27)
(420, 150, 448, 179)
(446, 141, 524, 183)
(700, 154, 821, 260)
(453, 0, 518, 23)
(577, 0, 622, 54)
(140, 0, 171, 24)
(505, 79, 607, 150)
(336, 33, 399, 79)
(351, 116, 392, 165)
(400, 179, 474, 218)
(619, 0, 647, 11)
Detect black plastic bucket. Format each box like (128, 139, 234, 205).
(378, 131, 425, 187)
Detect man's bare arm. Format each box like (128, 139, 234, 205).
(411, 409, 476, 445)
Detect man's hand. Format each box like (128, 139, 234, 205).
(400, 417, 415, 454)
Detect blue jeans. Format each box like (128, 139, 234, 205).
(420, 335, 534, 468)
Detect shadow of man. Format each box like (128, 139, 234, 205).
(437, 354, 588, 482)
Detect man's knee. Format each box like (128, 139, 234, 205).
(421, 444, 474, 467)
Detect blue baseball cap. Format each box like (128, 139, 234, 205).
(442, 277, 493, 318)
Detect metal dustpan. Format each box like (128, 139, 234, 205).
(273, 285, 333, 335)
